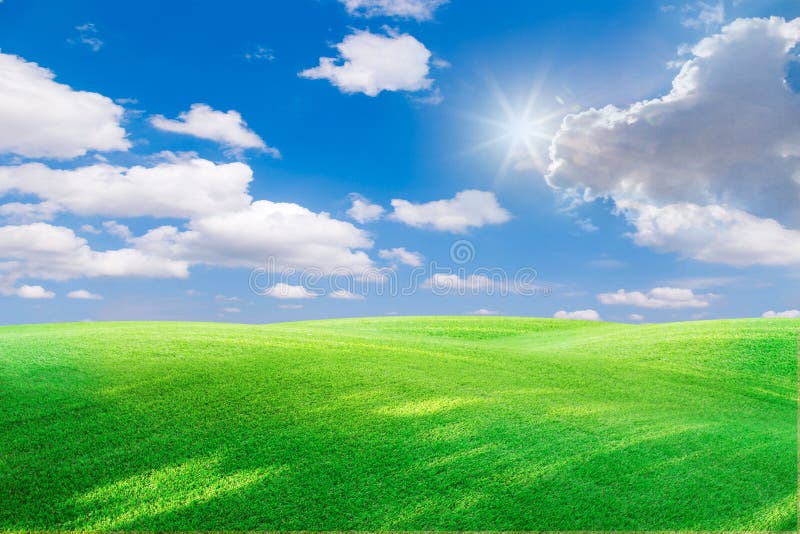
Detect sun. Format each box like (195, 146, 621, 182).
(466, 80, 570, 177)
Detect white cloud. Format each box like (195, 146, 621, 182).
(131, 200, 373, 273)
(72, 22, 104, 52)
(469, 308, 499, 315)
(390, 190, 511, 233)
(0, 201, 59, 223)
(67, 289, 103, 300)
(278, 304, 304, 310)
(329, 289, 365, 300)
(339, 0, 448, 20)
(0, 52, 129, 158)
(379, 247, 423, 267)
(260, 283, 318, 299)
(628, 313, 645, 322)
(300, 29, 434, 96)
(16, 284, 55, 299)
(150, 104, 278, 156)
(0, 158, 254, 219)
(553, 309, 601, 321)
(215, 294, 241, 302)
(0, 223, 188, 297)
(548, 17, 800, 221)
(597, 287, 712, 309)
(620, 201, 800, 266)
(102, 221, 132, 240)
(424, 273, 540, 296)
(242, 45, 275, 63)
(347, 195, 385, 223)
(222, 307, 240, 313)
(681, 1, 725, 31)
(762, 309, 800, 318)
(545, 17, 800, 267)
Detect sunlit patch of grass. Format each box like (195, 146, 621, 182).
(0, 317, 796, 530)
(375, 397, 481, 417)
(68, 454, 286, 530)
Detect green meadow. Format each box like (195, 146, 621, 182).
(0, 317, 797, 530)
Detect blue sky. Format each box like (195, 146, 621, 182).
(0, 0, 799, 324)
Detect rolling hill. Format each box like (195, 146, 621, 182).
(0, 317, 797, 530)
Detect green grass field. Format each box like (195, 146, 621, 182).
(0, 317, 797, 530)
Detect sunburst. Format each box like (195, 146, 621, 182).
(465, 80, 571, 178)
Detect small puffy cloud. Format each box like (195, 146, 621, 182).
(261, 283, 318, 299)
(762, 309, 800, 318)
(67, 289, 103, 300)
(339, 0, 448, 20)
(620, 201, 800, 267)
(16, 284, 55, 299)
(215, 294, 240, 302)
(469, 308, 499, 315)
(598, 287, 712, 309)
(554, 309, 601, 321)
(347, 194, 385, 223)
(222, 307, 240, 313)
(102, 221, 132, 240)
(390, 190, 511, 233)
(379, 247, 423, 267)
(279, 304, 304, 310)
(300, 29, 434, 96)
(329, 289, 365, 300)
(150, 104, 278, 156)
(628, 313, 645, 322)
(0, 52, 129, 158)
(0, 158, 254, 219)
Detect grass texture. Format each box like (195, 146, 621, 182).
(0, 317, 797, 530)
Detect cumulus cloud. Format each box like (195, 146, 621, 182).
(597, 287, 712, 309)
(15, 284, 55, 299)
(261, 283, 318, 299)
(628, 313, 645, 322)
(553, 309, 601, 321)
(620, 201, 800, 266)
(0, 223, 187, 297)
(339, 0, 447, 20)
(67, 289, 103, 300)
(762, 309, 800, 318)
(548, 17, 800, 220)
(379, 247, 423, 267)
(0, 52, 129, 158)
(300, 29, 435, 96)
(0, 158, 253, 220)
(390, 190, 511, 233)
(132, 200, 373, 273)
(545, 17, 800, 267)
(150, 104, 279, 156)
(347, 194, 385, 223)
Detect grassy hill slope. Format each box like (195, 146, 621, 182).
(0, 317, 797, 530)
